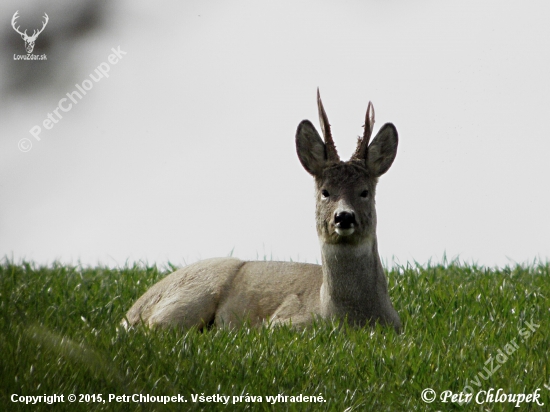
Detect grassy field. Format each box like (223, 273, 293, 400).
(1, 258, 548, 411)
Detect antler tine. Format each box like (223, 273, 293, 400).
(31, 13, 49, 39)
(317, 88, 339, 162)
(39, 13, 49, 33)
(11, 10, 27, 36)
(352, 101, 375, 160)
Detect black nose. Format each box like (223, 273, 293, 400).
(334, 211, 356, 229)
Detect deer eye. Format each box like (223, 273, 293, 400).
(360, 190, 369, 198)
(321, 189, 330, 198)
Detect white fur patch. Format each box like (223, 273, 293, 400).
(335, 227, 355, 236)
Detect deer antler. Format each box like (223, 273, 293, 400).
(317, 89, 339, 162)
(11, 11, 26, 37)
(29, 13, 49, 40)
(352, 101, 375, 160)
(11, 11, 49, 41)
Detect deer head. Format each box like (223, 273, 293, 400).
(12, 11, 49, 54)
(296, 90, 398, 246)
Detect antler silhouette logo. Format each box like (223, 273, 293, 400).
(11, 10, 49, 54)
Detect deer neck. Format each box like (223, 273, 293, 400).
(319, 236, 387, 323)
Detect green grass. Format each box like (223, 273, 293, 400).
(1, 258, 549, 411)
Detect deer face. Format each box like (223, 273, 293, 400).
(296, 90, 398, 246)
(22, 35, 37, 54)
(314, 162, 377, 245)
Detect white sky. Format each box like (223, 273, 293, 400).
(1, 0, 549, 268)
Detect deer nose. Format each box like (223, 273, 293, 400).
(334, 211, 356, 230)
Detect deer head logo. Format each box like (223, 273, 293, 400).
(11, 11, 49, 54)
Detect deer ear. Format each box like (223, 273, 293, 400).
(296, 120, 327, 176)
(366, 123, 398, 177)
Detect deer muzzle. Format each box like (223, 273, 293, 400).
(334, 210, 356, 236)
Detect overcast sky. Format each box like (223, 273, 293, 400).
(1, 0, 549, 269)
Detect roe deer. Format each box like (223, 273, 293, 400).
(124, 90, 401, 332)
